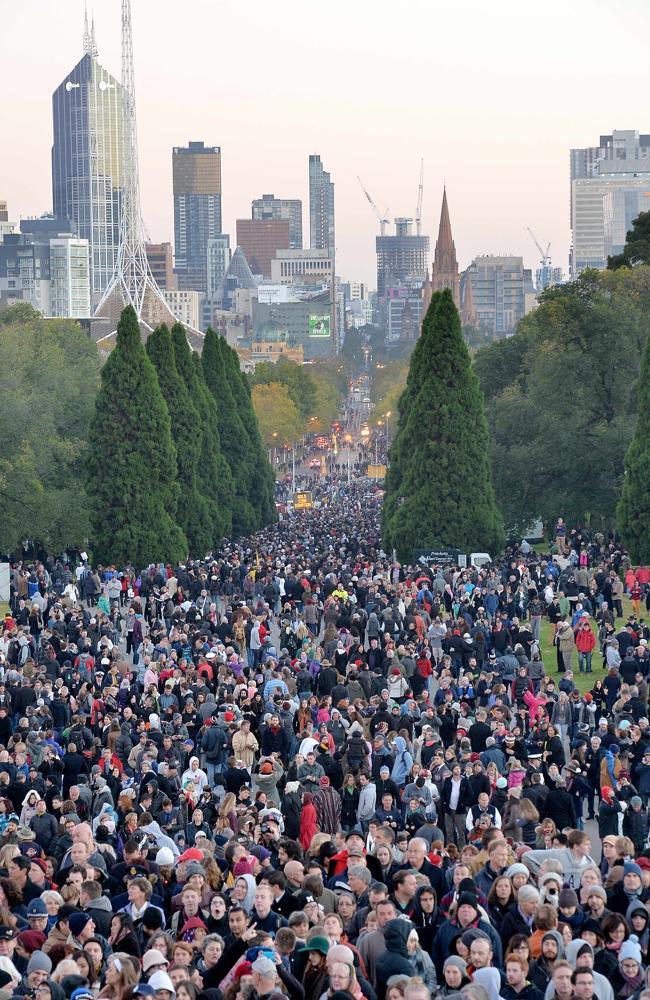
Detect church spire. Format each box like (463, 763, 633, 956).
(431, 186, 460, 308)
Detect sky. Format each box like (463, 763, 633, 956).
(2, 0, 649, 289)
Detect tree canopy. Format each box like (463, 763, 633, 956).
(383, 289, 503, 562)
(252, 383, 303, 446)
(474, 267, 650, 534)
(617, 311, 650, 561)
(0, 304, 101, 555)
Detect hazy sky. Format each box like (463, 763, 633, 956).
(2, 0, 649, 288)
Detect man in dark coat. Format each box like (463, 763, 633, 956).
(541, 775, 577, 829)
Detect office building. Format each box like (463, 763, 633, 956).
(270, 248, 333, 284)
(207, 235, 232, 299)
(213, 247, 257, 312)
(0, 220, 90, 319)
(0, 201, 14, 241)
(464, 255, 525, 337)
(251, 195, 302, 249)
(235, 219, 290, 278)
(376, 218, 429, 298)
(164, 289, 201, 329)
(51, 27, 123, 299)
(145, 243, 175, 290)
(570, 130, 650, 275)
(386, 283, 425, 342)
(309, 155, 335, 257)
(173, 141, 222, 292)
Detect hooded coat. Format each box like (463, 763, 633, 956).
(390, 736, 414, 786)
(376, 919, 415, 995)
(411, 884, 441, 953)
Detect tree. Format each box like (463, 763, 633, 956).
(86, 305, 187, 565)
(608, 211, 650, 269)
(146, 324, 212, 554)
(339, 327, 363, 369)
(0, 304, 101, 554)
(222, 341, 276, 527)
(383, 289, 503, 562)
(170, 323, 234, 545)
(475, 268, 650, 534)
(202, 328, 257, 535)
(617, 327, 650, 560)
(252, 383, 303, 446)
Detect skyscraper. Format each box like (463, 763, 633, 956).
(464, 256, 525, 336)
(252, 194, 302, 249)
(173, 141, 222, 293)
(430, 188, 460, 308)
(309, 155, 335, 257)
(51, 11, 123, 299)
(570, 130, 650, 275)
(376, 218, 429, 298)
(235, 219, 290, 278)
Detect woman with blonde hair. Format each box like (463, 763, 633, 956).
(50, 959, 81, 984)
(98, 952, 139, 1000)
(215, 793, 238, 837)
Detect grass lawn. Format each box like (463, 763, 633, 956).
(537, 597, 633, 695)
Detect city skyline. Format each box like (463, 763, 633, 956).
(2, 0, 649, 288)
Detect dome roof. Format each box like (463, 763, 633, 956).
(256, 318, 287, 342)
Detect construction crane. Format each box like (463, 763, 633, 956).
(416, 159, 424, 236)
(357, 176, 390, 235)
(526, 227, 551, 267)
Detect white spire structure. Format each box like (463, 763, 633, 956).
(95, 0, 179, 338)
(83, 2, 91, 54)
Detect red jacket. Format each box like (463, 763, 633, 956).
(575, 624, 596, 652)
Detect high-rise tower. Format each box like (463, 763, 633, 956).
(431, 188, 460, 308)
(309, 155, 335, 257)
(173, 141, 222, 293)
(52, 5, 123, 299)
(94, 0, 178, 337)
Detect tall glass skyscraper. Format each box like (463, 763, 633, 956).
(173, 141, 222, 293)
(309, 155, 335, 257)
(52, 45, 123, 300)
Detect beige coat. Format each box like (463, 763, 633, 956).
(232, 729, 259, 768)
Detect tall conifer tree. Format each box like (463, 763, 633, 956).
(617, 331, 650, 561)
(383, 289, 503, 561)
(86, 306, 187, 564)
(146, 324, 212, 554)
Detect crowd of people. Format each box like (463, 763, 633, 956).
(2, 479, 650, 1000)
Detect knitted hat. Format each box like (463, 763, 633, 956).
(624, 862, 643, 878)
(559, 888, 579, 909)
(620, 935, 642, 966)
(259, 762, 273, 774)
(68, 913, 92, 936)
(456, 892, 479, 912)
(319, 776, 330, 787)
(26, 951, 52, 975)
(586, 885, 607, 902)
(506, 863, 529, 879)
(155, 847, 174, 866)
(444, 956, 468, 975)
(581, 918, 604, 939)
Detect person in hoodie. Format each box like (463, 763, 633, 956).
(375, 918, 415, 1000)
(529, 930, 564, 994)
(543, 941, 614, 1000)
(390, 736, 413, 789)
(626, 901, 650, 961)
(411, 884, 440, 954)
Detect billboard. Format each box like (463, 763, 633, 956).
(309, 314, 330, 338)
(293, 491, 313, 510)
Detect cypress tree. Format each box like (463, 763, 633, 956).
(202, 327, 257, 535)
(191, 352, 234, 542)
(86, 305, 187, 565)
(617, 331, 650, 561)
(221, 340, 277, 527)
(169, 323, 233, 546)
(146, 324, 212, 555)
(383, 289, 503, 562)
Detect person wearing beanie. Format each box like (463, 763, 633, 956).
(500, 884, 540, 944)
(22, 951, 52, 995)
(607, 861, 650, 916)
(557, 887, 585, 934)
(584, 885, 610, 922)
(623, 796, 650, 855)
(432, 890, 503, 978)
(618, 936, 644, 994)
(442, 955, 470, 994)
(561, 940, 612, 1000)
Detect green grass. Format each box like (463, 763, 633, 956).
(537, 597, 633, 694)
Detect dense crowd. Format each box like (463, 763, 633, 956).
(2, 482, 650, 1000)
